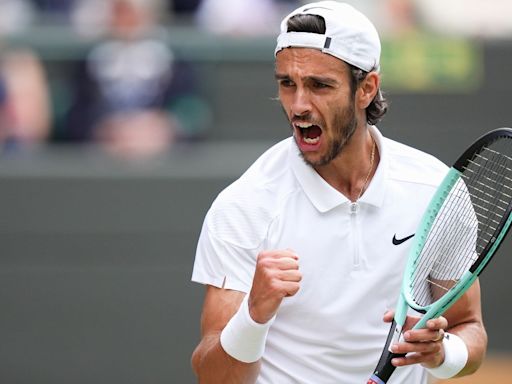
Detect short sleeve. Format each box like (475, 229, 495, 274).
(191, 219, 258, 293)
(190, 158, 282, 293)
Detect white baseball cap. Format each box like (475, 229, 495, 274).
(275, 1, 381, 72)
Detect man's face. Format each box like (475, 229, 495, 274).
(275, 48, 359, 167)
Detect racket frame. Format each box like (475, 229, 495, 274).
(369, 128, 512, 383)
(398, 128, 512, 335)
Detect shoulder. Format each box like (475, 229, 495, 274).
(205, 138, 299, 249)
(383, 137, 448, 188)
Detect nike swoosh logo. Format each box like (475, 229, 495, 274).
(392, 233, 415, 245)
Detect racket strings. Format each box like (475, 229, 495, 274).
(410, 141, 512, 307)
(411, 182, 476, 305)
(465, 149, 511, 249)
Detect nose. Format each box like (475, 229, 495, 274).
(290, 88, 312, 118)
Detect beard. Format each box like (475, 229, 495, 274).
(287, 100, 358, 168)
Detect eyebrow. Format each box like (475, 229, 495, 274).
(274, 73, 339, 86)
(275, 73, 290, 81)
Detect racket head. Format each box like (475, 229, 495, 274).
(369, 128, 512, 384)
(401, 128, 512, 315)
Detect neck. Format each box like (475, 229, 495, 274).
(315, 126, 379, 201)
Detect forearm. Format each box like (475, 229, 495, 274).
(448, 320, 487, 377)
(191, 332, 261, 384)
(441, 280, 487, 378)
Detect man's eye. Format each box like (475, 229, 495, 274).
(313, 82, 329, 89)
(279, 80, 295, 87)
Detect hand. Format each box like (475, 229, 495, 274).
(383, 311, 448, 369)
(248, 249, 302, 324)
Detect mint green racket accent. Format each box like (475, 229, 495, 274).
(413, 270, 474, 329)
(393, 294, 408, 328)
(401, 168, 462, 313)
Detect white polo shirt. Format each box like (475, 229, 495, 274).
(192, 126, 448, 384)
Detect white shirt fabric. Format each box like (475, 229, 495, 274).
(192, 126, 448, 383)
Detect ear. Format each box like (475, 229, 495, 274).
(356, 72, 380, 109)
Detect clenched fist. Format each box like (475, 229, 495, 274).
(248, 249, 302, 324)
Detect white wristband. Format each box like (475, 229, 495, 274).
(426, 332, 469, 379)
(220, 294, 275, 363)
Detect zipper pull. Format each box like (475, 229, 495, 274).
(350, 202, 359, 215)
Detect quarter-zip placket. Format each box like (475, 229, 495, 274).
(349, 201, 361, 269)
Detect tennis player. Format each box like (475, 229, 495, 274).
(191, 2, 487, 383)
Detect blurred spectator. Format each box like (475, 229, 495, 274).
(330, 0, 418, 37)
(0, 49, 52, 152)
(70, 0, 111, 38)
(63, 0, 211, 159)
(93, 109, 176, 159)
(31, 0, 75, 13)
(0, 74, 8, 136)
(335, 0, 512, 39)
(168, 0, 203, 18)
(70, 0, 170, 40)
(379, 0, 418, 37)
(415, 0, 512, 39)
(0, 0, 35, 35)
(30, 0, 76, 23)
(195, 0, 297, 36)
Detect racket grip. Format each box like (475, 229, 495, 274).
(367, 320, 407, 384)
(367, 352, 405, 384)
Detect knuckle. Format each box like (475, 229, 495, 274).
(268, 278, 284, 292)
(256, 253, 267, 265)
(258, 250, 280, 261)
(258, 256, 276, 270)
(432, 342, 443, 354)
(289, 283, 301, 295)
(257, 268, 275, 285)
(257, 251, 267, 259)
(258, 258, 271, 269)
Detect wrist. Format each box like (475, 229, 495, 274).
(220, 294, 276, 363)
(426, 332, 469, 379)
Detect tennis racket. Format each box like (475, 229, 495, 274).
(367, 127, 512, 384)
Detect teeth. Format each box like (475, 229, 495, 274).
(304, 136, 320, 144)
(295, 122, 313, 128)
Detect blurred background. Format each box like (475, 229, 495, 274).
(0, 0, 511, 383)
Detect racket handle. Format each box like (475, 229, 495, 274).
(367, 320, 406, 384)
(367, 352, 405, 384)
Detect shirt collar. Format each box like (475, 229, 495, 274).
(289, 125, 388, 213)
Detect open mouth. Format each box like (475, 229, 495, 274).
(295, 123, 322, 145)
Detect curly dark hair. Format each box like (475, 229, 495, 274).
(285, 14, 388, 125)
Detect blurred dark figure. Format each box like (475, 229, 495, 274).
(30, 0, 76, 25)
(63, 0, 211, 159)
(168, 0, 202, 16)
(30, 0, 76, 14)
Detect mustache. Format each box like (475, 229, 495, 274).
(290, 115, 322, 126)
(278, 106, 322, 127)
